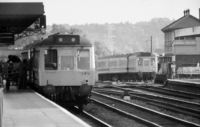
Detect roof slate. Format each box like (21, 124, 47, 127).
(162, 15, 200, 32)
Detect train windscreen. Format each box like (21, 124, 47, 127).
(77, 49, 90, 70)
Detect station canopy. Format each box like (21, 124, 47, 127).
(0, 2, 45, 45)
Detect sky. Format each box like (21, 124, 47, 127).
(1, 0, 200, 25)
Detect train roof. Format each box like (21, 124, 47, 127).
(135, 52, 156, 57)
(98, 52, 156, 60)
(24, 34, 92, 49)
(98, 54, 130, 60)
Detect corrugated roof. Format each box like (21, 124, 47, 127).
(162, 14, 200, 32)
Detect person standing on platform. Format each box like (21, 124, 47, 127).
(19, 59, 27, 89)
(0, 61, 3, 85)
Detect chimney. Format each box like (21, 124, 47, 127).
(184, 9, 190, 16)
(184, 10, 186, 16)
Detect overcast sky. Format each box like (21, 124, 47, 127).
(1, 0, 200, 25)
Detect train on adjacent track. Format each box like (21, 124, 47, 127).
(96, 52, 158, 82)
(21, 34, 95, 109)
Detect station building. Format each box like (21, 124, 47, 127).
(161, 9, 200, 78)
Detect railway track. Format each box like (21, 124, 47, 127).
(107, 85, 200, 111)
(123, 85, 200, 100)
(88, 98, 161, 127)
(94, 88, 200, 120)
(97, 81, 200, 101)
(91, 91, 200, 127)
(72, 106, 112, 127)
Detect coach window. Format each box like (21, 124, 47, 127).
(138, 58, 143, 66)
(77, 49, 90, 70)
(44, 49, 57, 70)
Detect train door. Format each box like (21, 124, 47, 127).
(29, 49, 40, 85)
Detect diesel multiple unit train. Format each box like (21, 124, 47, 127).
(97, 52, 158, 82)
(21, 34, 95, 109)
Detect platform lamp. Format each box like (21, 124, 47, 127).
(40, 15, 46, 34)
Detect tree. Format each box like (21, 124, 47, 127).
(67, 27, 86, 37)
(51, 24, 68, 34)
(94, 41, 111, 57)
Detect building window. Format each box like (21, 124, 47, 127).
(185, 36, 195, 40)
(44, 49, 57, 70)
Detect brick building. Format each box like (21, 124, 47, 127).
(161, 9, 200, 78)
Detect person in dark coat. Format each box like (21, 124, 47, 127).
(7, 55, 21, 63)
(19, 59, 27, 89)
(0, 61, 3, 85)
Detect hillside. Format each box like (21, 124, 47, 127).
(52, 18, 173, 56)
(14, 18, 173, 57)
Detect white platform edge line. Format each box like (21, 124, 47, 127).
(34, 92, 91, 127)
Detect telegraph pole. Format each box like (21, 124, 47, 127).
(107, 24, 115, 55)
(150, 36, 152, 53)
(145, 36, 153, 53)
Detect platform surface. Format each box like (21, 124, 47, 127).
(2, 86, 91, 127)
(167, 79, 200, 85)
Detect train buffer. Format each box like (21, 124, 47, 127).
(2, 86, 91, 127)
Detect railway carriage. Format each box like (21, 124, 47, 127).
(97, 52, 157, 82)
(134, 52, 157, 81)
(97, 57, 109, 73)
(23, 34, 95, 109)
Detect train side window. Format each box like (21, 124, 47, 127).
(138, 58, 143, 66)
(77, 49, 90, 70)
(44, 49, 57, 70)
(98, 61, 106, 69)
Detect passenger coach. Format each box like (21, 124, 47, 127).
(97, 52, 157, 82)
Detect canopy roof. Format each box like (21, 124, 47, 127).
(0, 2, 44, 34)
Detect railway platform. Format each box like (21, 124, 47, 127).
(2, 86, 91, 127)
(164, 79, 200, 94)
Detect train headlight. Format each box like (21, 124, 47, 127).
(81, 79, 89, 85)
